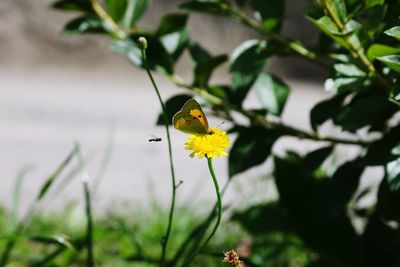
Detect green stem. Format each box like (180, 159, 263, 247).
(75, 144, 95, 267)
(139, 38, 177, 267)
(181, 158, 222, 267)
(200, 158, 222, 252)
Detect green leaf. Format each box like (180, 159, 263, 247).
(254, 73, 290, 116)
(180, 1, 231, 16)
(274, 153, 362, 265)
(123, 0, 148, 30)
(29, 235, 75, 250)
(161, 31, 189, 62)
(389, 79, 400, 106)
(384, 26, 400, 41)
(333, 63, 366, 77)
(229, 39, 270, 105)
(105, 0, 127, 22)
(329, 0, 348, 25)
(157, 14, 189, 61)
(37, 147, 76, 201)
(129, 34, 174, 74)
(156, 94, 193, 125)
(157, 13, 188, 36)
(333, 90, 396, 132)
(308, 17, 361, 51)
(310, 91, 350, 131)
(360, 5, 387, 42)
(366, 0, 385, 7)
(367, 44, 400, 61)
(301, 146, 334, 173)
(250, 0, 285, 32)
(308, 16, 349, 49)
(378, 55, 400, 73)
(62, 16, 106, 35)
(189, 43, 228, 87)
(362, 124, 400, 166)
(229, 126, 280, 177)
(376, 158, 400, 221)
(329, 161, 364, 209)
(232, 201, 294, 234)
(51, 0, 93, 12)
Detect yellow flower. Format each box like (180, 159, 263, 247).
(185, 127, 230, 159)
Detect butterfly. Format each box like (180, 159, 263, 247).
(172, 98, 211, 135)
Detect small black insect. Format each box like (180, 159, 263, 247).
(149, 137, 162, 142)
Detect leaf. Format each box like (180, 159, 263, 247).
(229, 40, 270, 105)
(62, 16, 106, 35)
(329, 0, 348, 25)
(308, 16, 349, 49)
(366, 0, 385, 7)
(189, 43, 228, 87)
(157, 13, 188, 36)
(310, 91, 350, 131)
(333, 63, 366, 77)
(232, 201, 294, 235)
(123, 0, 148, 31)
(156, 94, 193, 125)
(229, 126, 280, 177)
(105, 0, 127, 22)
(367, 44, 400, 61)
(254, 73, 290, 116)
(250, 0, 285, 32)
(333, 90, 396, 132)
(29, 235, 75, 250)
(37, 147, 76, 201)
(328, 161, 364, 209)
(180, 1, 231, 16)
(118, 34, 174, 74)
(273, 153, 362, 265)
(51, 0, 93, 12)
(377, 55, 400, 73)
(362, 124, 400, 166)
(360, 5, 387, 42)
(301, 146, 334, 173)
(384, 26, 400, 41)
(157, 14, 189, 61)
(390, 79, 400, 106)
(308, 17, 361, 51)
(376, 158, 400, 221)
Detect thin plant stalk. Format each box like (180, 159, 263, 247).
(75, 144, 95, 267)
(138, 37, 177, 267)
(181, 158, 222, 267)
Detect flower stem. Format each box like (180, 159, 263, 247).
(181, 158, 222, 266)
(201, 158, 222, 251)
(139, 38, 177, 267)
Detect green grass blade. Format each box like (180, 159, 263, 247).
(0, 146, 76, 267)
(75, 144, 95, 267)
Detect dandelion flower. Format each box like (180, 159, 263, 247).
(184, 127, 230, 159)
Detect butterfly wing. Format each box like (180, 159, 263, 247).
(173, 99, 209, 135)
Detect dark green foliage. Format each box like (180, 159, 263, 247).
(250, 0, 285, 32)
(229, 40, 270, 106)
(229, 126, 280, 177)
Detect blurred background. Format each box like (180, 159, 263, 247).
(1, 0, 349, 214)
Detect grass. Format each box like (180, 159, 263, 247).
(0, 203, 245, 267)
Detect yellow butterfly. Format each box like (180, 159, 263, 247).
(172, 98, 210, 135)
